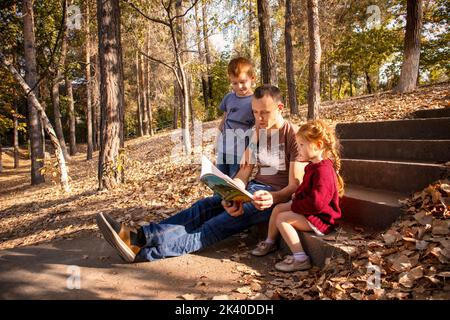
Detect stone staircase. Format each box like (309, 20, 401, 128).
(283, 108, 450, 267)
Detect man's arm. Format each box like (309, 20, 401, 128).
(271, 161, 307, 204)
(232, 146, 254, 190)
(252, 161, 307, 211)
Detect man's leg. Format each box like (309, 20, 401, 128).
(140, 195, 225, 247)
(139, 181, 275, 261)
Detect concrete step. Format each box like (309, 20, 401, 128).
(341, 159, 449, 194)
(250, 223, 374, 268)
(339, 185, 406, 231)
(336, 117, 450, 140)
(284, 226, 378, 268)
(340, 139, 450, 163)
(412, 108, 450, 119)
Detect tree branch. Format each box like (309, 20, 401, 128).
(171, 0, 200, 22)
(122, 0, 170, 27)
(139, 50, 183, 91)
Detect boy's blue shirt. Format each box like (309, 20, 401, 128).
(218, 92, 255, 156)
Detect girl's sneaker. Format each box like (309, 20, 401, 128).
(251, 241, 277, 256)
(275, 255, 311, 272)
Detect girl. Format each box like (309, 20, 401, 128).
(251, 119, 344, 272)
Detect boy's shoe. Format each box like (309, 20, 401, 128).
(251, 241, 277, 256)
(275, 255, 312, 272)
(96, 212, 143, 263)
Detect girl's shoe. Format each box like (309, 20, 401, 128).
(251, 241, 277, 256)
(275, 255, 312, 272)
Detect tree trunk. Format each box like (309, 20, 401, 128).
(284, 0, 298, 115)
(97, 0, 125, 190)
(0, 143, 2, 172)
(135, 51, 143, 137)
(13, 107, 19, 168)
(173, 0, 192, 155)
(65, 74, 77, 155)
(139, 53, 149, 135)
(23, 0, 44, 185)
(396, 0, 422, 93)
(1, 52, 70, 191)
(194, 3, 209, 112)
(307, 0, 321, 119)
(85, 1, 93, 160)
(248, 0, 255, 58)
(145, 27, 154, 135)
(201, 0, 212, 107)
(257, 0, 277, 85)
(51, 7, 70, 163)
(365, 69, 372, 94)
(172, 80, 179, 129)
(329, 62, 332, 101)
(92, 51, 100, 151)
(349, 63, 353, 97)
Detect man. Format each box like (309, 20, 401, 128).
(96, 85, 307, 263)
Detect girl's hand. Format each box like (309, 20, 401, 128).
(291, 192, 296, 201)
(252, 190, 274, 211)
(222, 200, 244, 217)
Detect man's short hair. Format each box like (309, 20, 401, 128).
(227, 57, 254, 78)
(254, 84, 282, 103)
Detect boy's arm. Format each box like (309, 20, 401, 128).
(218, 112, 227, 132)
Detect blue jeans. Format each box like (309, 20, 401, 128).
(138, 180, 274, 261)
(216, 153, 240, 178)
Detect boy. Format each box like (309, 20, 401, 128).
(216, 57, 255, 178)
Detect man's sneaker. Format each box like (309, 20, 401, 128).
(251, 241, 277, 256)
(275, 255, 312, 272)
(96, 212, 143, 263)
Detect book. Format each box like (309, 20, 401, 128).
(200, 155, 254, 203)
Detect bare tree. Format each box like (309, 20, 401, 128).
(257, 0, 277, 85)
(139, 52, 149, 135)
(1, 52, 70, 192)
(145, 26, 154, 135)
(23, 0, 45, 184)
(97, 0, 125, 190)
(284, 0, 298, 115)
(201, 0, 213, 110)
(135, 51, 143, 136)
(395, 0, 423, 93)
(125, 0, 199, 155)
(51, 0, 70, 161)
(248, 0, 256, 59)
(13, 106, 19, 168)
(194, 2, 209, 112)
(307, 0, 321, 119)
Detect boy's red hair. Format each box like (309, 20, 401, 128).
(227, 57, 254, 78)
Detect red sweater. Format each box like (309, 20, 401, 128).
(290, 159, 341, 234)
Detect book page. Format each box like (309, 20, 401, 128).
(200, 155, 254, 200)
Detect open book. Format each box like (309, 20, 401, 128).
(200, 155, 254, 202)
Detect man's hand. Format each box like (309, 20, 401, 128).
(222, 200, 244, 217)
(252, 190, 274, 211)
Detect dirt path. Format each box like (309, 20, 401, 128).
(0, 230, 278, 300)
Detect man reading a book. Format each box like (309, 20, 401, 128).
(96, 85, 307, 263)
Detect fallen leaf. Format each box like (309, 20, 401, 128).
(212, 295, 229, 300)
(179, 294, 197, 300)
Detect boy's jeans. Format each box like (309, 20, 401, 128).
(138, 180, 274, 261)
(216, 152, 240, 178)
